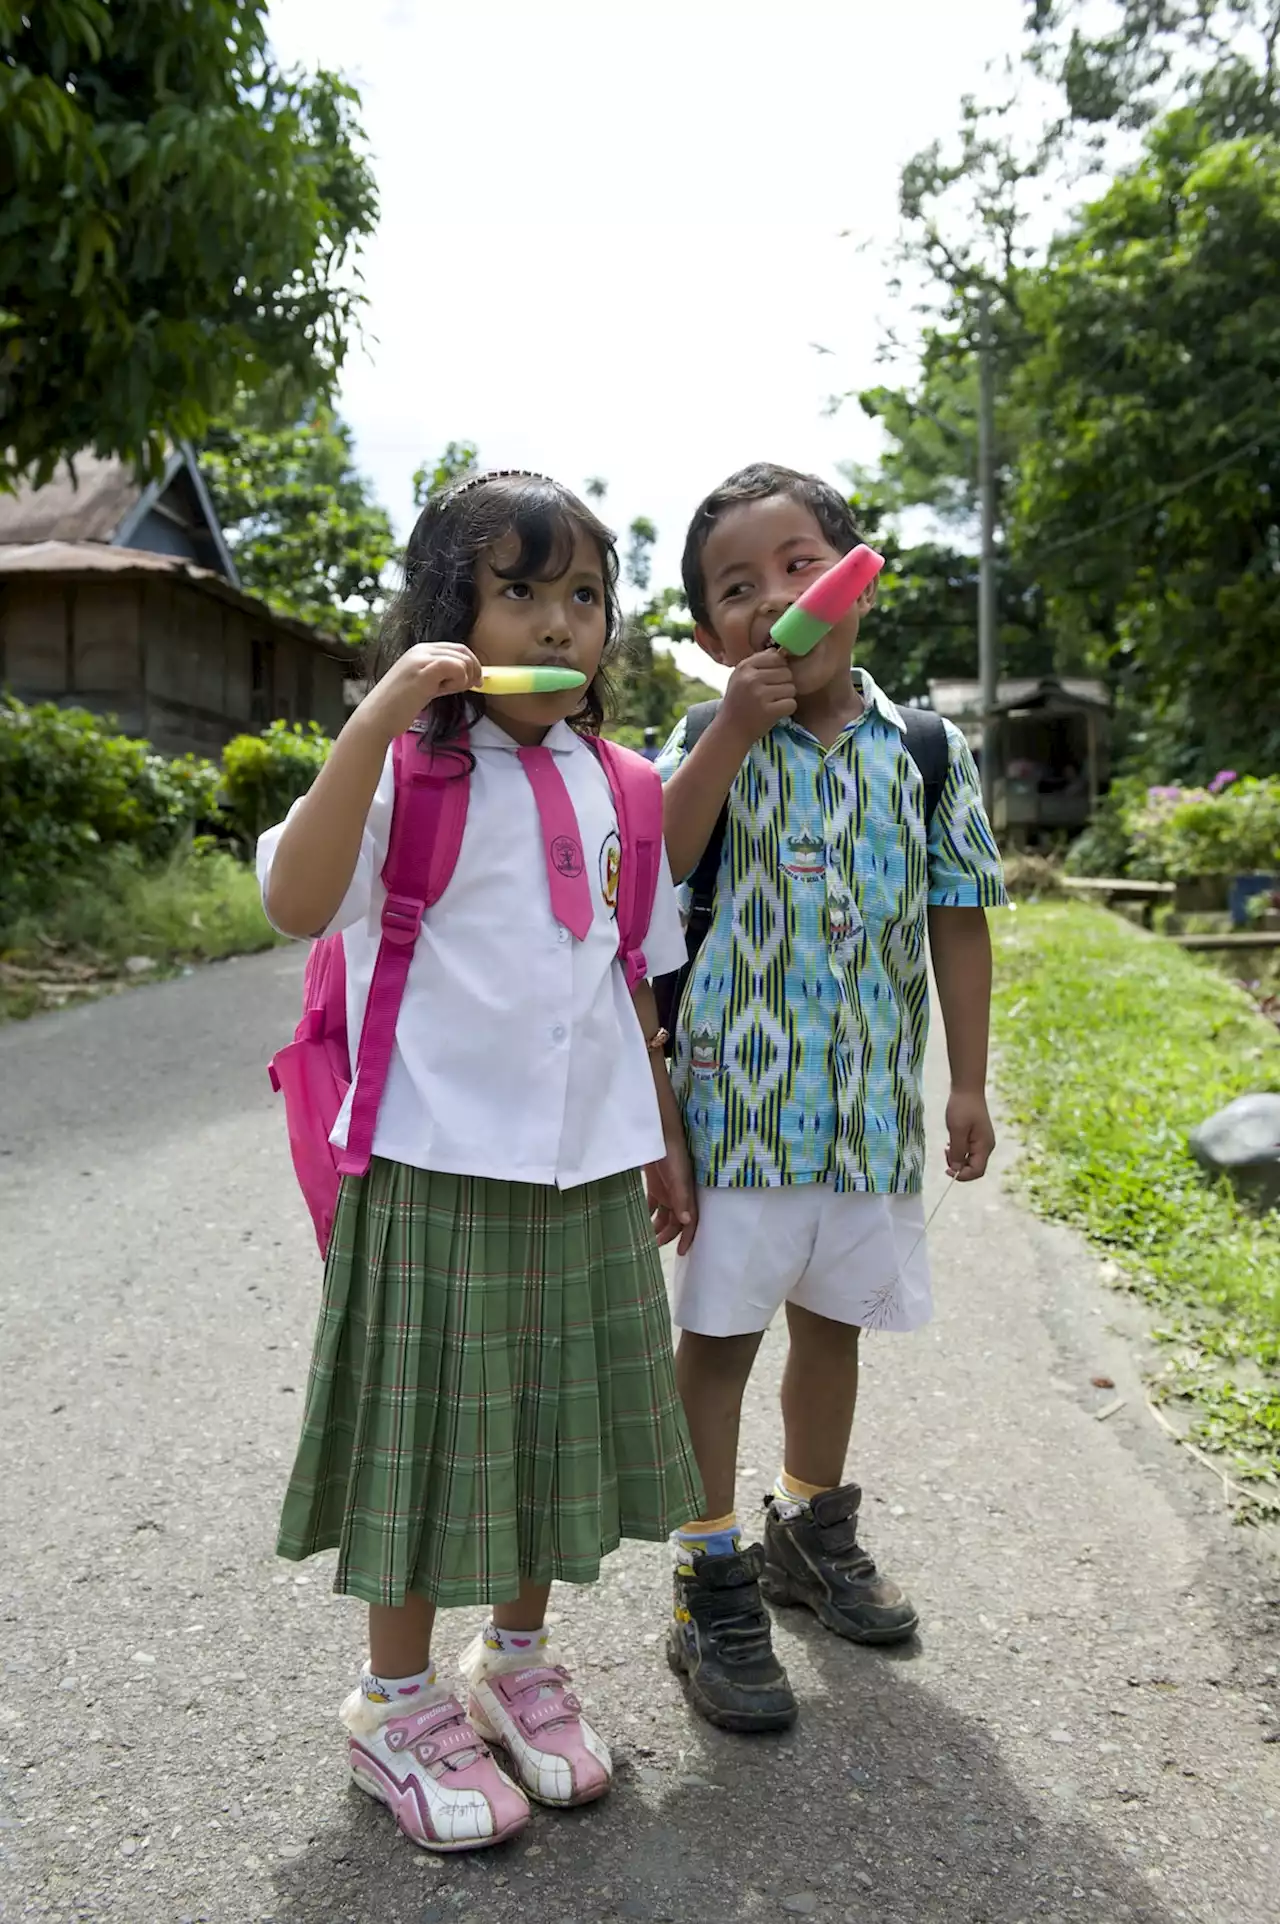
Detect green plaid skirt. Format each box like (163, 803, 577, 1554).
(278, 1158, 703, 1608)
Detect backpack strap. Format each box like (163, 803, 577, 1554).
(591, 736, 663, 990)
(681, 701, 728, 917)
(335, 731, 470, 1177)
(897, 706, 950, 831)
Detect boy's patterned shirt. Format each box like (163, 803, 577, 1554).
(655, 671, 1007, 1194)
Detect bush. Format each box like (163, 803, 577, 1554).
(219, 719, 330, 850)
(0, 697, 219, 926)
(1065, 773, 1280, 881)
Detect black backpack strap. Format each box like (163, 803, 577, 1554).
(897, 706, 950, 832)
(680, 701, 726, 914)
(651, 701, 725, 1050)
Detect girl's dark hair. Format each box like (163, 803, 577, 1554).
(367, 472, 623, 749)
(681, 462, 863, 631)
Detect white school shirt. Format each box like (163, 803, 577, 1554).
(257, 717, 688, 1190)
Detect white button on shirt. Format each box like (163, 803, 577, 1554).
(257, 718, 688, 1191)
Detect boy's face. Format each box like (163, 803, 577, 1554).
(694, 495, 876, 695)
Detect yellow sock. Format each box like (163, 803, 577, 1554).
(776, 1469, 830, 1505)
(672, 1512, 741, 1577)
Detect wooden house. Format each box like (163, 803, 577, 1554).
(0, 447, 350, 756)
(927, 675, 1112, 842)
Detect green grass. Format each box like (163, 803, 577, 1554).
(0, 847, 283, 1021)
(992, 902, 1280, 1516)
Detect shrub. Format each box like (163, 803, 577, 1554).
(1065, 772, 1280, 881)
(219, 719, 330, 850)
(0, 697, 219, 926)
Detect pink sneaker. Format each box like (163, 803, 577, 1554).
(462, 1639, 613, 1809)
(342, 1686, 530, 1852)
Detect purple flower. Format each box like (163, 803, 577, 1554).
(1209, 769, 1239, 795)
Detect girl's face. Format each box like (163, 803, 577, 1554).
(470, 523, 609, 744)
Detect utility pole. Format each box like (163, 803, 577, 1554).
(977, 288, 999, 818)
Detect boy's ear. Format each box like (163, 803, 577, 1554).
(694, 623, 727, 665)
(856, 576, 879, 614)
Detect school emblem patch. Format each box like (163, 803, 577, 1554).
(551, 835, 584, 879)
(599, 828, 621, 916)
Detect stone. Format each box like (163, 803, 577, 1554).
(1188, 1094, 1280, 1209)
(782, 1897, 819, 1917)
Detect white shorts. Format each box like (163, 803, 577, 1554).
(672, 1184, 933, 1338)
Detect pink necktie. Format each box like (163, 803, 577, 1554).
(517, 745, 595, 942)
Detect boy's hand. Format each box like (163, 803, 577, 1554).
(646, 1128, 698, 1255)
(945, 1090, 995, 1181)
(358, 643, 481, 743)
(715, 650, 796, 747)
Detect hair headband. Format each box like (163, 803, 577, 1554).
(448, 467, 556, 498)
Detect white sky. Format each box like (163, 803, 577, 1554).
(266, 0, 1035, 680)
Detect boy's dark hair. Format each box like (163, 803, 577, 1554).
(681, 462, 862, 631)
(368, 472, 623, 748)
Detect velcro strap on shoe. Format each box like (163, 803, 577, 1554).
(817, 1516, 864, 1558)
(383, 1697, 468, 1753)
(519, 1691, 582, 1734)
(694, 1542, 766, 1587)
(809, 1483, 863, 1529)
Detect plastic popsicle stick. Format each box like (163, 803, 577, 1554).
(770, 544, 885, 656)
(478, 665, 587, 693)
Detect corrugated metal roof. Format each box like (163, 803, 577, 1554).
(0, 540, 349, 658)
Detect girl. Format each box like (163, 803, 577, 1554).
(257, 472, 702, 1853)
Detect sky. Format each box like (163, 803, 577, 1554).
(265, 0, 1035, 683)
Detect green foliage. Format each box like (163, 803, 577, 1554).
(1026, 1, 1280, 142)
(0, 0, 376, 489)
(219, 719, 329, 850)
(0, 845, 281, 1021)
(993, 902, 1280, 1511)
(1066, 775, 1280, 879)
(1008, 118, 1280, 780)
(625, 517, 658, 595)
(202, 391, 397, 650)
(412, 442, 480, 506)
(855, 2, 1280, 780)
(0, 697, 218, 925)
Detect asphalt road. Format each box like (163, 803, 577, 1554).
(2, 949, 1278, 1924)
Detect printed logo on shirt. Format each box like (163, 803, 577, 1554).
(551, 835, 584, 879)
(599, 828, 621, 916)
(826, 887, 862, 957)
(782, 829, 826, 881)
(689, 1025, 722, 1076)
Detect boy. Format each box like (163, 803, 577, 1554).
(654, 464, 1006, 1733)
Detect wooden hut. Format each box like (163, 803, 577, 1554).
(927, 675, 1112, 843)
(0, 447, 349, 756)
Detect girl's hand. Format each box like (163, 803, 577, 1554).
(358, 643, 481, 742)
(646, 1128, 698, 1255)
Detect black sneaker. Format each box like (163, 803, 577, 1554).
(761, 1483, 919, 1644)
(666, 1543, 798, 1733)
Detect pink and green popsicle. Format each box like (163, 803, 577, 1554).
(770, 544, 885, 656)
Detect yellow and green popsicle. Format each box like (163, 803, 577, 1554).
(770, 544, 885, 656)
(478, 665, 587, 694)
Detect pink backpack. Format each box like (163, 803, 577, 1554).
(268, 728, 665, 1254)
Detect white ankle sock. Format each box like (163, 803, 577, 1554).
(360, 1661, 436, 1709)
(480, 1623, 550, 1660)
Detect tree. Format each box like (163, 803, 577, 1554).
(202, 391, 396, 650)
(625, 516, 657, 595)
(0, 1, 377, 489)
(1026, 0, 1280, 141)
(411, 441, 479, 505)
(1010, 113, 1280, 778)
